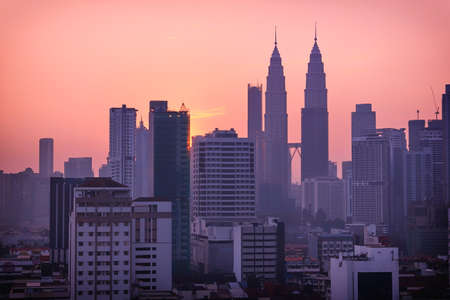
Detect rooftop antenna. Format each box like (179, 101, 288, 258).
(314, 22, 317, 41)
(274, 25, 277, 46)
(416, 109, 420, 120)
(430, 86, 439, 120)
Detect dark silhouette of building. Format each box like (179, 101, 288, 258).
(247, 84, 263, 140)
(352, 104, 376, 138)
(39, 138, 54, 177)
(301, 29, 328, 181)
(64, 157, 93, 178)
(261, 31, 290, 216)
(49, 177, 83, 267)
(442, 84, 450, 204)
(134, 118, 151, 198)
(408, 119, 425, 151)
(149, 100, 190, 279)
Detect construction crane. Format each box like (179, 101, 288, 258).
(430, 86, 439, 119)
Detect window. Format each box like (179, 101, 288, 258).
(78, 251, 83, 256)
(88, 291, 93, 295)
(78, 242, 83, 246)
(89, 232, 93, 236)
(124, 280, 128, 284)
(124, 290, 129, 294)
(78, 291, 83, 295)
(78, 232, 83, 237)
(124, 251, 129, 255)
(88, 262, 93, 266)
(78, 262, 83, 266)
(78, 271, 83, 276)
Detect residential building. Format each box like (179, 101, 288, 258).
(191, 128, 256, 221)
(64, 158, 93, 178)
(39, 138, 54, 177)
(308, 232, 354, 272)
(69, 178, 172, 299)
(233, 217, 285, 284)
(330, 246, 399, 300)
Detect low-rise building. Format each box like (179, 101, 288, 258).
(308, 232, 354, 272)
(330, 246, 399, 300)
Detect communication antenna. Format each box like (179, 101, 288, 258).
(430, 86, 439, 119)
(416, 109, 420, 120)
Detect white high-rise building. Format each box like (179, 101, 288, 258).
(330, 246, 399, 300)
(108, 105, 137, 192)
(69, 178, 172, 300)
(191, 128, 256, 221)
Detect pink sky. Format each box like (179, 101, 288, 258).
(0, 0, 449, 182)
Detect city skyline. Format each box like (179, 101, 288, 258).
(1, 0, 450, 183)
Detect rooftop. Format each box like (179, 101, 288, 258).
(78, 177, 127, 188)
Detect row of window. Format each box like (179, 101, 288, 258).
(78, 290, 129, 296)
(78, 231, 129, 237)
(77, 269, 129, 275)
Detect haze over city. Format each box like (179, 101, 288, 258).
(1, 0, 450, 182)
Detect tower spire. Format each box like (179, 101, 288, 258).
(274, 25, 277, 46)
(314, 22, 317, 41)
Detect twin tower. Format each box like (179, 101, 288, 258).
(248, 29, 328, 216)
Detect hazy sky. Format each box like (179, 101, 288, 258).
(1, 0, 449, 182)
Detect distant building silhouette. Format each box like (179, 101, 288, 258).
(406, 149, 433, 202)
(342, 161, 352, 220)
(408, 119, 425, 151)
(351, 104, 376, 138)
(261, 32, 290, 216)
(64, 157, 93, 178)
(328, 161, 337, 178)
(301, 30, 328, 181)
(39, 138, 54, 177)
(247, 84, 263, 141)
(149, 100, 190, 278)
(134, 118, 151, 198)
(107, 104, 136, 190)
(442, 84, 450, 204)
(98, 163, 111, 177)
(191, 128, 256, 221)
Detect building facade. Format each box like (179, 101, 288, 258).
(191, 128, 256, 221)
(351, 104, 376, 138)
(134, 119, 151, 198)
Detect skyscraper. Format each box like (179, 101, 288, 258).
(262, 31, 289, 215)
(64, 157, 93, 178)
(301, 30, 328, 181)
(108, 104, 136, 190)
(191, 128, 256, 221)
(442, 84, 450, 204)
(39, 138, 54, 177)
(408, 119, 425, 151)
(247, 84, 263, 140)
(351, 104, 376, 138)
(149, 100, 190, 278)
(134, 118, 151, 198)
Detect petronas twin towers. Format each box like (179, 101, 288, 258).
(257, 29, 328, 216)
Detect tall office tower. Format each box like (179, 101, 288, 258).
(248, 84, 263, 140)
(442, 84, 450, 204)
(191, 128, 256, 221)
(351, 104, 376, 138)
(420, 120, 444, 202)
(408, 119, 425, 151)
(39, 138, 54, 177)
(50, 177, 83, 267)
(262, 32, 289, 215)
(379, 128, 407, 242)
(149, 100, 190, 278)
(69, 178, 172, 299)
(342, 161, 352, 220)
(134, 119, 151, 198)
(405, 149, 433, 202)
(64, 157, 93, 178)
(352, 134, 389, 226)
(108, 104, 137, 190)
(301, 30, 328, 181)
